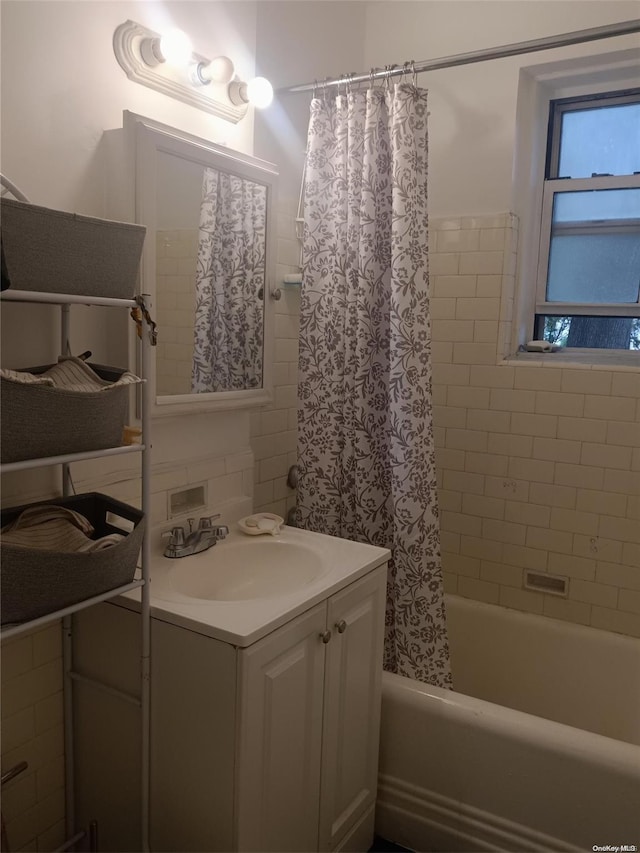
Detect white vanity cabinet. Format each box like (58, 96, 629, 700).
(73, 561, 387, 853)
(236, 566, 386, 852)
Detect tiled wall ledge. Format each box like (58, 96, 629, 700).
(506, 351, 640, 371)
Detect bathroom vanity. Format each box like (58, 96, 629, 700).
(72, 527, 389, 852)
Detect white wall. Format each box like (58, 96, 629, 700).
(363, 1, 640, 216)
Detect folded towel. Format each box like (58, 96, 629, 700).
(0, 356, 141, 392)
(1, 504, 124, 553)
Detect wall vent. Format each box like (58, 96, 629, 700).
(524, 571, 568, 597)
(168, 483, 207, 519)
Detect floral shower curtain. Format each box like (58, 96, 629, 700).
(296, 83, 451, 687)
(192, 168, 266, 392)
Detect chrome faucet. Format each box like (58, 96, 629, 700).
(162, 514, 229, 558)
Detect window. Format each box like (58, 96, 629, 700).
(535, 89, 640, 350)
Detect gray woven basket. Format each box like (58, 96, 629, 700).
(1, 493, 145, 625)
(0, 198, 146, 298)
(1, 364, 130, 463)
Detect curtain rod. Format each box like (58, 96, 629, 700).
(281, 18, 640, 93)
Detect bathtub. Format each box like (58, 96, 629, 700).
(376, 594, 640, 852)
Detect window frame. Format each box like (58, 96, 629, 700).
(534, 89, 640, 338)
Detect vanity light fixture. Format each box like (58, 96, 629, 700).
(113, 20, 273, 123)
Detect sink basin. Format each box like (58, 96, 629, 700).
(166, 537, 327, 601)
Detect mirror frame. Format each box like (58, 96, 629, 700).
(125, 111, 278, 415)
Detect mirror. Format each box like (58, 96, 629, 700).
(126, 112, 277, 414)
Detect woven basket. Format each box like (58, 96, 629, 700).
(0, 198, 146, 298)
(1, 493, 145, 625)
(1, 363, 132, 463)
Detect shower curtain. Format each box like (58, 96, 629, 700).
(192, 168, 266, 392)
(297, 83, 451, 687)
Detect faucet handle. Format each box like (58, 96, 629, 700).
(162, 526, 186, 547)
(198, 514, 221, 530)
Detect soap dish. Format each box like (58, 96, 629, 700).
(238, 513, 284, 536)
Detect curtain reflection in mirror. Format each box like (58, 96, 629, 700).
(191, 168, 266, 392)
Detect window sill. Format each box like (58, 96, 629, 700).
(504, 348, 640, 371)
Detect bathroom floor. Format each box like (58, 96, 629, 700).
(369, 835, 413, 852)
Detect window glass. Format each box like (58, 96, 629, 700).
(536, 315, 640, 350)
(558, 102, 640, 178)
(546, 188, 640, 303)
(546, 233, 640, 303)
(552, 187, 640, 222)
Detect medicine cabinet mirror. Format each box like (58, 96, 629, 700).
(126, 112, 277, 415)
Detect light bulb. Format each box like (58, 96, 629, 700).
(246, 76, 273, 109)
(197, 55, 235, 85)
(158, 28, 193, 67)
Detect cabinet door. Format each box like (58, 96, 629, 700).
(236, 602, 327, 852)
(319, 565, 387, 851)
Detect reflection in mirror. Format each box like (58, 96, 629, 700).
(192, 168, 266, 392)
(128, 112, 277, 414)
(155, 154, 267, 395)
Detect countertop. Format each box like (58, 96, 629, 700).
(116, 525, 390, 647)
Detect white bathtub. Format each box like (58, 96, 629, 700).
(377, 594, 640, 852)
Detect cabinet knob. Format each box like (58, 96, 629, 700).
(319, 630, 332, 644)
(335, 619, 347, 634)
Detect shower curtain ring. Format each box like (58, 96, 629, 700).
(386, 64, 398, 89)
(411, 60, 418, 87)
(346, 72, 354, 95)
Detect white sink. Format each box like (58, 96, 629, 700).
(165, 537, 326, 601)
(134, 525, 390, 647)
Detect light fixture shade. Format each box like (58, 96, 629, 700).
(197, 55, 235, 85)
(139, 37, 164, 67)
(228, 76, 273, 109)
(158, 29, 193, 67)
(246, 77, 273, 108)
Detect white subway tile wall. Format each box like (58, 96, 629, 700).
(1, 623, 66, 851)
(431, 214, 640, 638)
(256, 209, 640, 639)
(155, 230, 198, 395)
